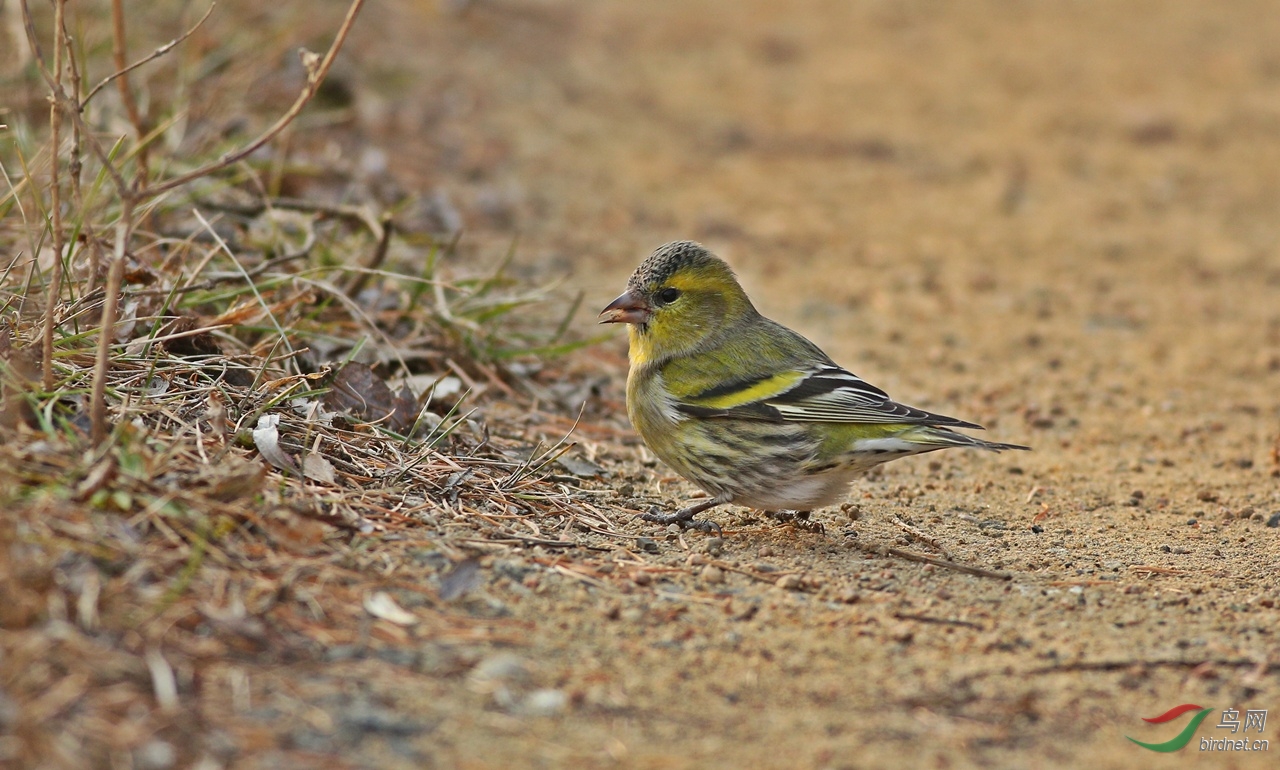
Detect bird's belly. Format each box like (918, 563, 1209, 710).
(728, 465, 860, 511)
(669, 423, 859, 510)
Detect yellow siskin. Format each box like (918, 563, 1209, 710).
(599, 240, 1028, 532)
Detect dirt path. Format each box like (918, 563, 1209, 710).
(321, 1, 1280, 767)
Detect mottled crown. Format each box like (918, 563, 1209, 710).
(627, 241, 734, 291)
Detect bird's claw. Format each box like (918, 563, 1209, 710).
(680, 518, 723, 536)
(640, 506, 723, 537)
(765, 510, 825, 534)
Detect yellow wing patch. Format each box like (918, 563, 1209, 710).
(686, 369, 806, 409)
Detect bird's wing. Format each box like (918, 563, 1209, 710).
(677, 364, 983, 429)
(764, 365, 982, 427)
(661, 315, 981, 428)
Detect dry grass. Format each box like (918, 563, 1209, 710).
(0, 2, 619, 766)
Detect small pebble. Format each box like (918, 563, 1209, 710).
(703, 537, 725, 556)
(631, 571, 653, 586)
(620, 607, 646, 623)
(775, 574, 804, 591)
(471, 653, 529, 685)
(699, 565, 725, 584)
(635, 537, 660, 554)
(521, 689, 568, 717)
(136, 741, 176, 770)
(1031, 525, 1044, 534)
(758, 545, 776, 558)
(1186, 518, 1198, 526)
(1267, 512, 1280, 528)
(686, 553, 707, 567)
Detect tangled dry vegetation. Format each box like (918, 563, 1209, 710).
(0, 2, 627, 766)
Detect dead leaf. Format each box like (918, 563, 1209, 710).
(0, 332, 40, 432)
(159, 316, 223, 357)
(363, 591, 418, 626)
(439, 558, 482, 601)
(200, 455, 267, 502)
(556, 454, 604, 478)
(302, 452, 336, 484)
(252, 414, 297, 473)
(323, 362, 418, 433)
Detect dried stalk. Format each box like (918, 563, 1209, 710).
(62, 5, 88, 288)
(138, 0, 367, 201)
(40, 0, 66, 391)
(90, 199, 133, 443)
(110, 0, 150, 181)
(84, 4, 216, 109)
(24, 0, 367, 442)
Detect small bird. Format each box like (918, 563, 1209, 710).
(599, 240, 1028, 532)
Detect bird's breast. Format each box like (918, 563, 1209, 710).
(626, 367, 683, 436)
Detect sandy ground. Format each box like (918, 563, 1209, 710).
(7, 1, 1279, 768)
(331, 1, 1280, 768)
(311, 2, 1280, 767)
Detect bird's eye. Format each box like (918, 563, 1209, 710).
(657, 287, 681, 305)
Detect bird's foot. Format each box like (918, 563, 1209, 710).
(765, 510, 825, 534)
(640, 502, 723, 536)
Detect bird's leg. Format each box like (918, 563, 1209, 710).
(641, 498, 723, 535)
(764, 510, 825, 534)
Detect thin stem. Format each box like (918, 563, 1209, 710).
(91, 198, 134, 443)
(110, 0, 148, 180)
(42, 0, 67, 391)
(62, 7, 91, 292)
(137, 0, 366, 201)
(85, 4, 216, 109)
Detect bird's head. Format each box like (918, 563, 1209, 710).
(599, 241, 755, 363)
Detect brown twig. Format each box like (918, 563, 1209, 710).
(854, 541, 1012, 581)
(1130, 565, 1190, 576)
(86, 4, 216, 110)
(955, 658, 1280, 689)
(137, 0, 367, 202)
(90, 199, 133, 443)
(19, 1, 131, 199)
(40, 0, 67, 391)
(109, 0, 149, 181)
(342, 214, 394, 298)
(893, 612, 985, 630)
(61, 5, 92, 292)
(891, 515, 955, 560)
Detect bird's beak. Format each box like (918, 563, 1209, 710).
(598, 290, 651, 325)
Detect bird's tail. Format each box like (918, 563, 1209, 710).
(908, 426, 1030, 453)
